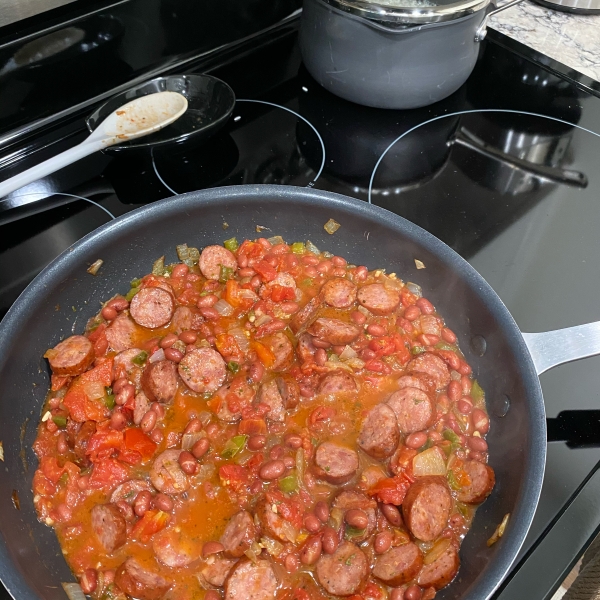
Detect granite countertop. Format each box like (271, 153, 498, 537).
(488, 1, 600, 84)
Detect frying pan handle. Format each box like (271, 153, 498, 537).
(522, 322, 600, 375)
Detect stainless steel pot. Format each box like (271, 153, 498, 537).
(299, 0, 523, 109)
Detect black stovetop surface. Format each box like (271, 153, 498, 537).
(2, 14, 600, 600)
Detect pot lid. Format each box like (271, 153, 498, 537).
(322, 0, 490, 24)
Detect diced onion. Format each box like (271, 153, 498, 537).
(229, 327, 250, 353)
(214, 299, 234, 316)
(271, 273, 296, 288)
(487, 513, 510, 547)
(324, 360, 352, 372)
(152, 256, 166, 276)
(412, 447, 447, 477)
(0, 441, 3, 462)
(86, 259, 103, 275)
(296, 448, 305, 489)
(198, 411, 212, 427)
(182, 432, 206, 451)
(406, 282, 423, 297)
(255, 314, 272, 327)
(305, 240, 320, 255)
(339, 345, 358, 361)
(415, 259, 426, 270)
(62, 583, 86, 600)
(279, 519, 298, 543)
(424, 538, 451, 565)
(238, 289, 259, 301)
(346, 357, 366, 371)
(260, 536, 284, 557)
(196, 462, 216, 482)
(267, 236, 285, 246)
(149, 348, 165, 363)
(245, 541, 262, 563)
(324, 218, 341, 235)
(83, 381, 105, 400)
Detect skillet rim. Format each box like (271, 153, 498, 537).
(0, 184, 546, 600)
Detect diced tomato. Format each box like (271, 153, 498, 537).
(124, 428, 157, 460)
(238, 240, 265, 261)
(245, 453, 264, 476)
(219, 464, 249, 493)
(141, 275, 173, 292)
(117, 449, 143, 465)
(88, 458, 129, 489)
(177, 288, 201, 306)
(286, 590, 311, 600)
(368, 337, 396, 357)
(40, 456, 66, 484)
(368, 472, 414, 505)
(253, 341, 276, 368)
(255, 260, 278, 282)
(86, 323, 106, 344)
(50, 374, 71, 391)
(33, 470, 56, 496)
(363, 583, 383, 600)
(271, 285, 296, 302)
(86, 427, 124, 461)
(309, 406, 336, 426)
(265, 489, 303, 530)
(63, 359, 113, 422)
(238, 419, 267, 436)
(401, 289, 418, 307)
(391, 446, 418, 475)
(131, 509, 170, 543)
(392, 333, 411, 365)
(449, 458, 472, 487)
(215, 334, 242, 360)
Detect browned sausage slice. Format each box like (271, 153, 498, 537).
(213, 383, 243, 423)
(318, 370, 358, 395)
(407, 353, 451, 390)
(46, 335, 94, 376)
(297, 333, 316, 363)
(130, 288, 175, 329)
(265, 332, 294, 372)
(315, 541, 368, 597)
(73, 421, 96, 465)
(386, 388, 434, 434)
(199, 245, 238, 280)
(113, 348, 144, 380)
(290, 295, 321, 334)
(220, 510, 257, 558)
(171, 306, 194, 334)
(91, 504, 127, 553)
(152, 527, 198, 568)
(178, 347, 226, 394)
(357, 283, 400, 316)
(257, 380, 285, 422)
(457, 461, 495, 504)
(373, 543, 424, 586)
(110, 479, 153, 504)
(106, 313, 136, 352)
(396, 375, 432, 393)
(332, 490, 377, 542)
(314, 442, 359, 485)
(358, 403, 400, 459)
(420, 315, 442, 336)
(307, 318, 360, 345)
(322, 278, 357, 308)
(115, 558, 171, 600)
(225, 559, 278, 600)
(133, 391, 151, 426)
(150, 449, 189, 495)
(199, 557, 238, 587)
(276, 375, 300, 410)
(402, 476, 452, 542)
(255, 497, 298, 543)
(141, 360, 178, 404)
(417, 544, 460, 590)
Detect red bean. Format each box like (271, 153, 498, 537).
(134, 491, 152, 517)
(179, 451, 197, 475)
(163, 347, 183, 363)
(238, 254, 248, 268)
(184, 418, 202, 434)
(470, 451, 486, 462)
(48, 397, 61, 409)
(115, 500, 134, 521)
(472, 408, 490, 433)
(322, 526, 339, 554)
(302, 255, 319, 265)
(285, 434, 302, 449)
(332, 256, 347, 267)
(351, 310, 367, 325)
(300, 535, 322, 565)
(200, 307, 219, 320)
(441, 327, 457, 343)
(250, 275, 262, 288)
(374, 531, 393, 554)
(438, 349, 461, 370)
(381, 503, 402, 526)
(405, 585, 422, 600)
(249, 361, 265, 383)
(57, 432, 69, 454)
(365, 359, 389, 373)
(448, 380, 462, 402)
(206, 423, 220, 439)
(107, 297, 129, 312)
(197, 294, 219, 308)
(317, 261, 332, 275)
(46, 419, 58, 433)
(467, 436, 488, 452)
(405, 431, 428, 449)
(77, 475, 90, 491)
(154, 493, 174, 512)
(141, 410, 157, 433)
(458, 360, 472, 375)
(80, 569, 98, 595)
(367, 323, 386, 336)
(313, 338, 331, 349)
(115, 383, 135, 406)
(110, 410, 127, 430)
(404, 305, 421, 321)
(418, 334, 440, 347)
(416, 298, 435, 315)
(55, 503, 72, 521)
(285, 553, 300, 573)
(247, 435, 266, 451)
(300, 385, 314, 397)
(315, 501, 329, 523)
(345, 509, 368, 529)
(149, 429, 163, 444)
(304, 266, 318, 278)
(238, 267, 256, 278)
(269, 445, 285, 460)
(280, 302, 299, 314)
(101, 306, 117, 321)
(202, 541, 225, 557)
(361, 348, 377, 361)
(304, 514, 322, 533)
(160, 333, 179, 348)
(151, 402, 165, 419)
(192, 438, 210, 459)
(283, 456, 295, 469)
(285, 255, 299, 268)
(259, 460, 286, 480)
(171, 263, 189, 278)
(265, 255, 278, 267)
(315, 348, 327, 366)
(461, 375, 472, 396)
(457, 397, 473, 415)
(354, 266, 368, 281)
(331, 267, 345, 277)
(179, 330, 197, 345)
(390, 589, 405, 600)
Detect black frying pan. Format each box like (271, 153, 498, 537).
(2, 185, 596, 600)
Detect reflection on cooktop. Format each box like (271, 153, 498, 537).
(548, 411, 600, 448)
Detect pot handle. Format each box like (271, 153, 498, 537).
(474, 0, 525, 42)
(522, 322, 600, 375)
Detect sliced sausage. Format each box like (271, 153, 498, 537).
(199, 557, 238, 587)
(407, 353, 451, 390)
(322, 278, 357, 308)
(417, 544, 460, 590)
(315, 541, 368, 597)
(265, 332, 294, 372)
(106, 314, 137, 352)
(457, 461, 495, 504)
(46, 335, 94, 376)
(318, 370, 358, 395)
(290, 295, 321, 334)
(110, 479, 153, 504)
(358, 403, 400, 459)
(357, 283, 400, 316)
(420, 315, 442, 336)
(213, 383, 243, 423)
(373, 543, 424, 586)
(133, 391, 151, 426)
(178, 347, 226, 394)
(255, 496, 298, 543)
(130, 288, 175, 329)
(314, 442, 359, 485)
(257, 379, 285, 422)
(297, 333, 317, 363)
(171, 306, 194, 334)
(307, 318, 360, 345)
(276, 375, 300, 410)
(115, 558, 171, 600)
(152, 527, 198, 568)
(150, 449, 190, 495)
(73, 420, 96, 464)
(91, 504, 127, 553)
(220, 510, 257, 558)
(225, 559, 278, 600)
(402, 477, 452, 542)
(386, 388, 434, 434)
(397, 375, 432, 393)
(141, 360, 178, 404)
(199, 245, 238, 281)
(114, 348, 144, 380)
(333, 490, 377, 542)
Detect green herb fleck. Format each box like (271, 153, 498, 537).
(132, 351, 148, 366)
(221, 435, 248, 459)
(227, 361, 240, 374)
(345, 553, 356, 565)
(52, 415, 67, 428)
